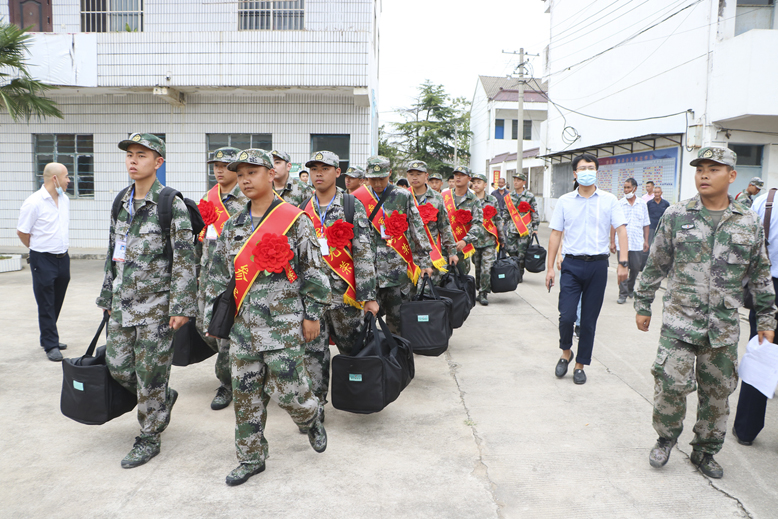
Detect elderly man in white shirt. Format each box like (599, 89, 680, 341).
(611, 177, 650, 304)
(17, 163, 71, 361)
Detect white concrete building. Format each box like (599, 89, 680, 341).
(540, 0, 778, 218)
(1, 0, 380, 249)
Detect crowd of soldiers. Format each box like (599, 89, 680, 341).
(96, 133, 540, 485)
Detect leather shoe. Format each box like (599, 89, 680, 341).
(731, 426, 752, 446)
(573, 368, 586, 385)
(58, 342, 67, 350)
(555, 351, 574, 378)
(46, 348, 63, 362)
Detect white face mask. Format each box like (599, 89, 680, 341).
(54, 178, 64, 196)
(577, 170, 597, 186)
(625, 192, 635, 199)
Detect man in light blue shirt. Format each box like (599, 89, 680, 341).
(546, 154, 629, 384)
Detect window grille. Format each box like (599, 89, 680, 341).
(206, 134, 272, 188)
(239, 1, 305, 31)
(34, 134, 94, 199)
(81, 0, 143, 33)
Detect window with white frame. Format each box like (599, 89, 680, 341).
(239, 1, 305, 31)
(81, 0, 143, 33)
(34, 134, 95, 199)
(206, 134, 272, 188)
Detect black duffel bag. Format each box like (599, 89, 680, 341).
(434, 271, 470, 329)
(172, 318, 217, 366)
(524, 234, 547, 273)
(208, 275, 236, 341)
(491, 249, 521, 293)
(331, 313, 414, 414)
(440, 263, 476, 310)
(61, 312, 138, 425)
(401, 274, 453, 356)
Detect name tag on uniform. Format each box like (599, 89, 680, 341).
(112, 238, 127, 262)
(380, 224, 389, 239)
(318, 237, 330, 256)
(205, 224, 218, 240)
(681, 224, 694, 229)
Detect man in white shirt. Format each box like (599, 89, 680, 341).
(17, 163, 71, 361)
(611, 178, 650, 304)
(642, 181, 655, 202)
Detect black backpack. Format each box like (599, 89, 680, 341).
(299, 193, 356, 225)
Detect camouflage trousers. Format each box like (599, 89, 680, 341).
(303, 304, 366, 405)
(196, 320, 231, 389)
(472, 246, 497, 294)
(504, 233, 531, 269)
(106, 318, 176, 438)
(377, 283, 412, 336)
(651, 335, 738, 455)
(231, 345, 319, 464)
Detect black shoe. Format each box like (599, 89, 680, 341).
(649, 437, 676, 468)
(555, 351, 573, 378)
(225, 462, 265, 486)
(690, 450, 723, 479)
(308, 419, 327, 453)
(573, 368, 586, 385)
(46, 348, 63, 362)
(58, 342, 67, 350)
(731, 426, 752, 446)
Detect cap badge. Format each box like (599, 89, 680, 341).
(239, 152, 248, 161)
(132, 134, 141, 142)
(315, 153, 323, 160)
(216, 151, 224, 159)
(374, 165, 381, 171)
(702, 149, 713, 159)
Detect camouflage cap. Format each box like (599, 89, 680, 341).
(452, 165, 472, 177)
(207, 146, 241, 164)
(428, 172, 443, 180)
(690, 146, 737, 168)
(471, 172, 488, 182)
(344, 165, 365, 179)
(365, 155, 392, 178)
(227, 148, 274, 171)
(407, 160, 428, 173)
(270, 150, 291, 163)
(118, 133, 166, 159)
(513, 172, 527, 180)
(749, 176, 764, 188)
(305, 150, 340, 168)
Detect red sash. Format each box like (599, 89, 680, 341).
(411, 188, 448, 272)
(303, 197, 362, 309)
(198, 184, 231, 242)
(233, 203, 304, 313)
(482, 201, 500, 252)
(354, 185, 421, 284)
(504, 194, 532, 237)
(442, 189, 475, 259)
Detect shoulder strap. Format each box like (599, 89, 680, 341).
(343, 193, 355, 225)
(298, 196, 312, 211)
(368, 185, 393, 222)
(764, 188, 776, 247)
(111, 186, 132, 224)
(158, 186, 181, 238)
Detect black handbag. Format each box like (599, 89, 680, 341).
(440, 264, 476, 311)
(401, 274, 453, 356)
(172, 319, 216, 367)
(491, 249, 520, 293)
(524, 234, 547, 273)
(434, 272, 470, 329)
(60, 312, 138, 425)
(207, 275, 236, 340)
(331, 313, 415, 414)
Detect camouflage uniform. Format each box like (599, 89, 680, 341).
(412, 184, 457, 285)
(634, 193, 776, 456)
(473, 186, 505, 296)
(204, 185, 331, 465)
(446, 183, 487, 278)
(271, 149, 314, 206)
(364, 156, 433, 335)
(96, 175, 197, 442)
(504, 186, 539, 273)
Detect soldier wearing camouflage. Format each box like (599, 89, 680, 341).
(97, 133, 197, 468)
(344, 165, 366, 194)
(271, 149, 314, 206)
(471, 172, 505, 302)
(448, 166, 487, 277)
(635, 146, 776, 476)
(734, 176, 764, 209)
(428, 171, 444, 193)
(504, 172, 539, 275)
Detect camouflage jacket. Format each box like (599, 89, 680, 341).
(474, 193, 505, 248)
(274, 177, 314, 207)
(362, 185, 433, 288)
(734, 189, 754, 209)
(308, 190, 377, 306)
(505, 189, 540, 234)
(96, 179, 197, 327)
(203, 202, 332, 354)
(196, 183, 247, 319)
(413, 186, 457, 258)
(447, 189, 487, 246)
(634, 195, 777, 348)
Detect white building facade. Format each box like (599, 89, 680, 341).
(1, 0, 381, 249)
(540, 0, 778, 218)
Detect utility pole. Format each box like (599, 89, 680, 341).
(503, 48, 538, 191)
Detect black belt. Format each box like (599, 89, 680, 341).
(565, 254, 608, 262)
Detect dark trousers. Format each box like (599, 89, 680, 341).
(618, 250, 644, 298)
(558, 257, 608, 365)
(29, 250, 70, 352)
(735, 276, 778, 442)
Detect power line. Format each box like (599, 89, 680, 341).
(549, 0, 653, 52)
(547, 0, 643, 49)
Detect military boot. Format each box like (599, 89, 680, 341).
(121, 436, 161, 468)
(648, 437, 676, 468)
(690, 450, 723, 479)
(478, 292, 489, 306)
(225, 462, 265, 486)
(308, 418, 328, 453)
(211, 385, 232, 410)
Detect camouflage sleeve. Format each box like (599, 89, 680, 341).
(464, 204, 486, 245)
(202, 224, 233, 333)
(294, 215, 332, 321)
(748, 223, 778, 332)
(438, 204, 458, 257)
(530, 194, 539, 232)
(406, 197, 433, 270)
(194, 238, 203, 265)
(634, 212, 674, 316)
(352, 200, 377, 302)
(168, 198, 198, 317)
(96, 216, 116, 310)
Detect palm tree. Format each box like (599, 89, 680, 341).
(0, 21, 63, 121)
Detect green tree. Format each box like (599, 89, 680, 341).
(0, 22, 63, 121)
(392, 80, 471, 178)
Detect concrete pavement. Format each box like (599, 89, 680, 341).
(1, 224, 777, 518)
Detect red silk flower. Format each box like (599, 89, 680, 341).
(455, 209, 472, 226)
(418, 204, 439, 225)
(518, 201, 533, 213)
(384, 210, 409, 237)
(325, 219, 354, 249)
(252, 233, 294, 274)
(483, 205, 497, 220)
(198, 199, 218, 226)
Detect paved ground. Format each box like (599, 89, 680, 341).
(2, 224, 777, 518)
